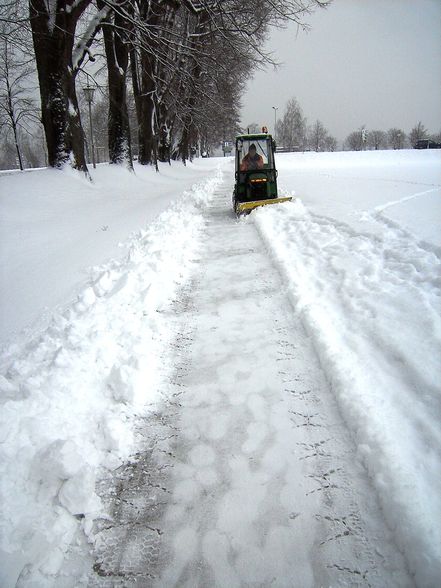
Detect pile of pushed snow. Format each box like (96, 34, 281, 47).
(0, 169, 222, 587)
(0, 159, 223, 347)
(253, 199, 441, 587)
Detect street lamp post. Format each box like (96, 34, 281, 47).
(83, 85, 96, 169)
(361, 127, 367, 151)
(272, 106, 278, 142)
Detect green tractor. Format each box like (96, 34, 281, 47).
(232, 132, 292, 215)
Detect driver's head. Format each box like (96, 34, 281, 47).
(249, 144, 257, 155)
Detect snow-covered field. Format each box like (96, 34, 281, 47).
(0, 150, 440, 587)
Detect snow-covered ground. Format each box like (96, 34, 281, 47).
(275, 149, 441, 248)
(89, 185, 412, 588)
(255, 149, 441, 586)
(0, 159, 221, 347)
(0, 150, 440, 587)
(0, 164, 223, 587)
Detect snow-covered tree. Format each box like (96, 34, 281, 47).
(97, 0, 132, 168)
(125, 0, 328, 165)
(3, 0, 328, 172)
(29, 0, 109, 172)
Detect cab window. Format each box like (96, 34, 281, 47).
(237, 138, 272, 169)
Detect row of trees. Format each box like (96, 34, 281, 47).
(264, 97, 440, 153)
(344, 122, 441, 151)
(272, 97, 337, 151)
(0, 0, 328, 173)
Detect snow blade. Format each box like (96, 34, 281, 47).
(236, 196, 292, 215)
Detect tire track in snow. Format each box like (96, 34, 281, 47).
(372, 187, 441, 214)
(254, 200, 441, 587)
(89, 183, 413, 587)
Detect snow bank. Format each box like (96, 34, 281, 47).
(0, 159, 222, 347)
(0, 169, 222, 587)
(254, 196, 441, 587)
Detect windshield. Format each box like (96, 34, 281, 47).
(236, 138, 273, 171)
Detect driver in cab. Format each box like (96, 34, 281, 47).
(240, 143, 264, 171)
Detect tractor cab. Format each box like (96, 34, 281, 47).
(233, 132, 291, 215)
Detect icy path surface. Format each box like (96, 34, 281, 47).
(90, 185, 412, 587)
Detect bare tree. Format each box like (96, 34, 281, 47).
(277, 97, 307, 150)
(409, 121, 428, 147)
(92, 96, 110, 163)
(0, 0, 29, 48)
(308, 119, 328, 151)
(0, 134, 18, 169)
(21, 133, 45, 167)
(387, 128, 406, 150)
(345, 130, 363, 151)
(367, 129, 386, 150)
(323, 134, 337, 151)
(432, 129, 441, 143)
(0, 37, 39, 170)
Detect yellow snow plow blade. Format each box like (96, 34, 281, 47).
(237, 196, 292, 214)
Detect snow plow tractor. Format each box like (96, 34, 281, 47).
(232, 132, 292, 215)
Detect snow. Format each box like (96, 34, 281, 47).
(0, 165, 222, 587)
(72, 6, 110, 72)
(89, 182, 412, 588)
(1, 149, 440, 587)
(253, 149, 441, 586)
(275, 149, 441, 247)
(67, 100, 77, 117)
(0, 159, 221, 348)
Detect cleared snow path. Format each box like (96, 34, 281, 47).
(89, 184, 412, 587)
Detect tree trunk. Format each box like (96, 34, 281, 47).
(131, 0, 175, 167)
(5, 77, 24, 170)
(138, 51, 157, 166)
(131, 46, 156, 166)
(99, 0, 133, 168)
(176, 11, 208, 164)
(29, 0, 89, 171)
(157, 101, 172, 164)
(130, 46, 142, 157)
(11, 119, 24, 170)
(177, 78, 200, 164)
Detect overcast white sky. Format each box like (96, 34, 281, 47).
(241, 0, 441, 142)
